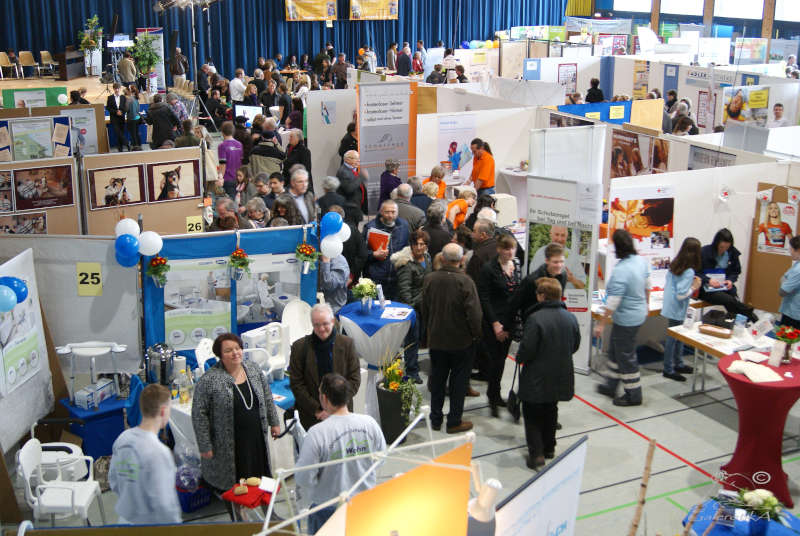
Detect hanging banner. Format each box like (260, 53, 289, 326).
(285, 0, 337, 21)
(632, 60, 650, 100)
(722, 85, 770, 126)
(135, 28, 166, 93)
(557, 63, 577, 94)
(349, 0, 398, 20)
(358, 82, 411, 214)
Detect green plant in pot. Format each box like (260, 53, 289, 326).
(131, 31, 160, 77)
(78, 15, 103, 76)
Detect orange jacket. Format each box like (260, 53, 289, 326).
(471, 151, 495, 189)
(447, 198, 468, 229)
(423, 177, 446, 199)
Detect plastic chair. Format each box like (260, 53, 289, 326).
(39, 51, 58, 76)
(18, 51, 40, 78)
(0, 52, 19, 79)
(29, 420, 88, 484)
(17, 438, 106, 526)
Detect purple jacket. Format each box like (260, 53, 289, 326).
(379, 171, 402, 206)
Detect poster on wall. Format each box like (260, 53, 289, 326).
(0, 213, 46, 235)
(236, 254, 302, 326)
(688, 146, 736, 170)
(146, 160, 201, 202)
(164, 257, 232, 350)
(0, 171, 12, 213)
(285, 0, 337, 21)
(13, 165, 73, 211)
(756, 201, 796, 256)
(11, 119, 53, 161)
(723, 85, 770, 126)
(60, 108, 99, 154)
(437, 115, 475, 172)
(696, 90, 717, 130)
(88, 165, 146, 210)
(12, 90, 47, 108)
(610, 130, 653, 178)
(349, 0, 397, 19)
(632, 60, 650, 100)
(734, 38, 769, 65)
(557, 63, 577, 94)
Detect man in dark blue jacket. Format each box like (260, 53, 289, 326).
(362, 200, 409, 299)
(396, 46, 412, 76)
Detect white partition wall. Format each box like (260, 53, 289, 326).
(536, 56, 603, 97)
(435, 86, 520, 112)
(307, 89, 357, 194)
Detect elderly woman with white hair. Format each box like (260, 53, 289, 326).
(317, 176, 346, 215)
(283, 128, 313, 189)
(379, 158, 402, 206)
(245, 197, 269, 228)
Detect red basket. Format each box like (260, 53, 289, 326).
(177, 485, 212, 513)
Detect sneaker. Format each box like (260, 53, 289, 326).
(446, 421, 473, 434)
(675, 365, 694, 374)
(526, 455, 546, 470)
(663, 371, 686, 382)
(596, 384, 616, 398)
(613, 395, 642, 407)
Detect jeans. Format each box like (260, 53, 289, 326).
(522, 401, 558, 458)
(429, 345, 473, 428)
(478, 187, 495, 196)
(307, 504, 337, 533)
(662, 318, 686, 374)
(481, 321, 511, 403)
(402, 316, 420, 379)
(605, 323, 642, 402)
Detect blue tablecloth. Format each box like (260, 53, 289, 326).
(684, 500, 800, 535)
(60, 397, 127, 458)
(337, 300, 416, 336)
(269, 376, 295, 411)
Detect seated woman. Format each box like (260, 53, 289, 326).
(779, 236, 800, 329)
(699, 228, 757, 323)
(446, 188, 477, 229)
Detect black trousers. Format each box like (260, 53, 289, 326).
(781, 314, 800, 329)
(698, 287, 752, 318)
(110, 118, 127, 150)
(481, 322, 510, 403)
(429, 345, 473, 428)
(522, 401, 558, 458)
(126, 119, 141, 147)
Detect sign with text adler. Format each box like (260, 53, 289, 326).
(357, 82, 411, 214)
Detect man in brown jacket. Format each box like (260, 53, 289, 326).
(422, 243, 483, 433)
(289, 303, 361, 430)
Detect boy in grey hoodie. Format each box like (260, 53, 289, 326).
(108, 384, 182, 524)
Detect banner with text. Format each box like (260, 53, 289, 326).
(349, 0, 398, 20)
(285, 0, 337, 21)
(358, 82, 411, 213)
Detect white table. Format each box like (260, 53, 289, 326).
(495, 168, 528, 221)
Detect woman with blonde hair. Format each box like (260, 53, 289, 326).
(446, 187, 477, 229)
(422, 165, 446, 199)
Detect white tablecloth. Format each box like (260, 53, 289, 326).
(496, 168, 529, 221)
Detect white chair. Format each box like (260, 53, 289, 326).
(29, 422, 88, 484)
(17, 438, 106, 526)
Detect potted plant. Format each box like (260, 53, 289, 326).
(228, 248, 251, 281)
(352, 278, 378, 315)
(78, 15, 103, 76)
(146, 255, 170, 288)
(774, 325, 800, 364)
(714, 489, 788, 535)
(131, 31, 161, 93)
(295, 242, 319, 274)
(376, 354, 422, 444)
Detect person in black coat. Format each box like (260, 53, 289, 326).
(144, 94, 179, 149)
(283, 130, 313, 189)
(477, 234, 522, 416)
(698, 228, 757, 322)
(396, 47, 411, 76)
(317, 176, 346, 216)
(516, 277, 580, 470)
(422, 202, 452, 259)
(106, 83, 130, 152)
(327, 205, 367, 283)
(336, 151, 367, 224)
(338, 123, 358, 163)
(585, 78, 605, 103)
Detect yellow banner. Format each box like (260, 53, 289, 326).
(350, 0, 398, 20)
(285, 0, 337, 21)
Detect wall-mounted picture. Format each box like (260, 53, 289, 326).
(608, 197, 674, 242)
(756, 201, 796, 256)
(13, 165, 74, 211)
(146, 160, 201, 202)
(0, 171, 12, 213)
(88, 165, 146, 210)
(11, 119, 53, 161)
(609, 130, 653, 178)
(0, 212, 46, 234)
(723, 85, 770, 126)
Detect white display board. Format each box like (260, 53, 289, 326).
(500, 40, 528, 78)
(306, 89, 357, 195)
(529, 125, 607, 185)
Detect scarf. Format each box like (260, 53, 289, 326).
(311, 331, 336, 378)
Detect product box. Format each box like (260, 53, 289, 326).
(74, 378, 116, 410)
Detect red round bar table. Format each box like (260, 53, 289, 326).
(718, 354, 800, 507)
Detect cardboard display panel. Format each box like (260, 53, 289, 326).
(0, 104, 108, 154)
(745, 183, 799, 313)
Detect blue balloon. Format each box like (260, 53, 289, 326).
(115, 234, 139, 258)
(115, 250, 140, 268)
(0, 276, 27, 303)
(0, 285, 16, 312)
(320, 212, 343, 238)
(461, 40, 470, 49)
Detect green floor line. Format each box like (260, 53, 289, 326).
(577, 481, 713, 520)
(665, 497, 688, 512)
(783, 454, 800, 464)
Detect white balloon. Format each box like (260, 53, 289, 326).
(336, 223, 351, 242)
(57, 93, 68, 105)
(320, 236, 343, 258)
(115, 218, 140, 238)
(138, 231, 163, 256)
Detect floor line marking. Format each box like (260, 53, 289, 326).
(624, 397, 736, 424)
(666, 497, 688, 512)
(577, 481, 714, 520)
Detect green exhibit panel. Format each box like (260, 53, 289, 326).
(2, 87, 69, 109)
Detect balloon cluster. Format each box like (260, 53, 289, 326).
(114, 218, 164, 268)
(318, 212, 350, 258)
(0, 276, 28, 313)
(462, 40, 500, 49)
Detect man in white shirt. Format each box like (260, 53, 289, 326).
(229, 68, 247, 104)
(530, 225, 586, 289)
(296, 373, 386, 533)
(416, 40, 427, 64)
(767, 103, 790, 128)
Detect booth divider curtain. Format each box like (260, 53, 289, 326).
(0, 0, 566, 83)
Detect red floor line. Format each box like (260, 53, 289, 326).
(574, 394, 719, 482)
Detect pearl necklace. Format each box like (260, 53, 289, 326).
(234, 373, 254, 411)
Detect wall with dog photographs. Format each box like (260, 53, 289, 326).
(83, 147, 205, 236)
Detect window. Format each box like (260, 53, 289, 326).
(660, 0, 703, 16)
(713, 0, 764, 20)
(613, 0, 652, 12)
(775, 0, 800, 22)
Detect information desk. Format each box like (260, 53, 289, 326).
(718, 354, 800, 508)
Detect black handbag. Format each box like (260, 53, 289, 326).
(507, 361, 521, 422)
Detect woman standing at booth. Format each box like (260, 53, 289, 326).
(192, 333, 281, 497)
(699, 228, 758, 323)
(779, 236, 800, 329)
(594, 230, 650, 407)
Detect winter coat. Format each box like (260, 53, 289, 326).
(362, 217, 410, 295)
(392, 247, 432, 311)
(396, 199, 425, 231)
(421, 265, 483, 351)
(144, 101, 179, 148)
(249, 139, 285, 178)
(516, 301, 581, 404)
(336, 163, 366, 224)
(283, 142, 313, 187)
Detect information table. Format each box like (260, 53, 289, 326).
(495, 167, 529, 220)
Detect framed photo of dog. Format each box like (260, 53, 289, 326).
(146, 160, 201, 203)
(87, 165, 147, 210)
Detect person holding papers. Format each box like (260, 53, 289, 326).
(661, 238, 702, 382)
(363, 200, 410, 300)
(699, 228, 758, 323)
(778, 236, 800, 329)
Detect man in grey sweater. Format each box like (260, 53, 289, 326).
(108, 384, 182, 525)
(295, 373, 386, 533)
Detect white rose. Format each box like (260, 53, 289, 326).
(743, 491, 764, 507)
(753, 489, 774, 501)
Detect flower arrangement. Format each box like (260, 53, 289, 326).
(380, 355, 422, 425)
(295, 242, 320, 270)
(716, 489, 788, 524)
(78, 15, 103, 54)
(228, 248, 251, 273)
(775, 325, 800, 344)
(146, 256, 170, 286)
(352, 278, 378, 300)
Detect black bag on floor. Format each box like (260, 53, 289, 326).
(507, 361, 521, 422)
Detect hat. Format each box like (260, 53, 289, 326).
(447, 70, 458, 81)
